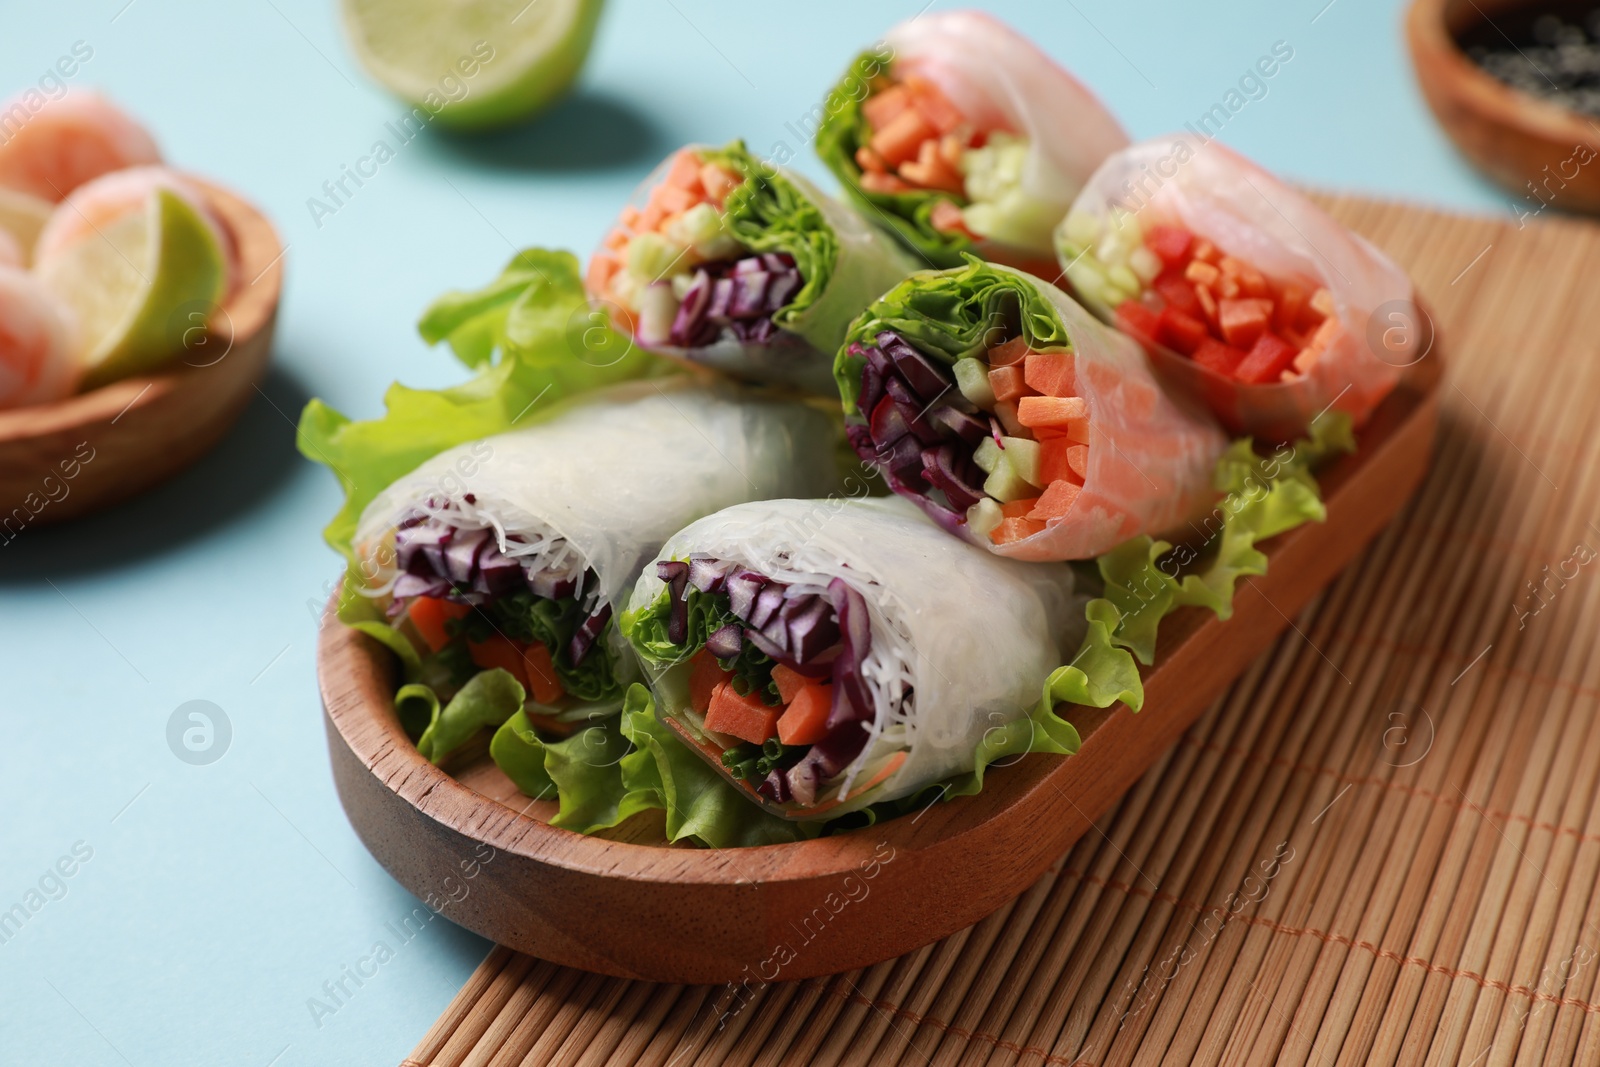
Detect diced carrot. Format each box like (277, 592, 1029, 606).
(1185, 260, 1221, 288)
(1114, 301, 1162, 345)
(637, 202, 665, 232)
(1038, 440, 1087, 486)
(870, 107, 937, 167)
(1191, 239, 1220, 264)
(989, 517, 1045, 544)
(1218, 298, 1273, 348)
(905, 75, 967, 134)
(1017, 395, 1088, 431)
(704, 681, 780, 745)
(900, 138, 964, 194)
(1000, 497, 1041, 519)
(1153, 272, 1202, 316)
(862, 84, 912, 131)
(665, 150, 703, 190)
(860, 171, 914, 195)
(601, 228, 629, 252)
(1218, 255, 1244, 279)
(1234, 332, 1300, 385)
(1146, 225, 1194, 268)
(1215, 272, 1241, 299)
(521, 642, 564, 706)
(468, 635, 529, 690)
(987, 364, 1028, 403)
(1308, 288, 1335, 321)
(770, 663, 809, 704)
(585, 254, 619, 298)
(700, 163, 740, 205)
(987, 337, 1030, 367)
(652, 184, 696, 216)
(929, 198, 975, 237)
(855, 145, 888, 173)
(1027, 480, 1082, 521)
(1157, 306, 1207, 355)
(1023, 351, 1076, 397)
(689, 649, 732, 714)
(1192, 338, 1247, 377)
(619, 205, 642, 229)
(408, 597, 470, 653)
(1238, 266, 1269, 298)
(777, 681, 833, 745)
(938, 134, 965, 168)
(1194, 284, 1219, 327)
(1274, 285, 1306, 333)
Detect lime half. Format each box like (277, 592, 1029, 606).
(340, 0, 605, 129)
(0, 188, 52, 266)
(36, 187, 226, 390)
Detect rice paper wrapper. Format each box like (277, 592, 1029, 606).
(1064, 134, 1416, 440)
(355, 381, 842, 651)
(839, 261, 1230, 562)
(593, 144, 916, 396)
(886, 10, 1130, 240)
(626, 496, 1081, 813)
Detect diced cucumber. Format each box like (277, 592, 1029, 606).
(1108, 264, 1142, 294)
(953, 357, 996, 409)
(665, 202, 741, 261)
(1000, 436, 1041, 486)
(983, 455, 1034, 503)
(966, 498, 1003, 538)
(1061, 209, 1102, 247)
(1129, 246, 1163, 284)
(636, 283, 678, 345)
(973, 435, 1004, 474)
(627, 232, 686, 282)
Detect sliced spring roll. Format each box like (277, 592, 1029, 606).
(585, 140, 916, 396)
(816, 11, 1128, 274)
(1056, 135, 1419, 441)
(349, 381, 840, 738)
(835, 259, 1229, 561)
(622, 497, 1081, 819)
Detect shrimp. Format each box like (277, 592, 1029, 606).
(33, 165, 236, 289)
(0, 265, 81, 409)
(0, 90, 161, 203)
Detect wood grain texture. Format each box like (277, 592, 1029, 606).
(0, 176, 281, 524)
(316, 256, 1439, 985)
(396, 196, 1600, 1066)
(1408, 0, 1600, 214)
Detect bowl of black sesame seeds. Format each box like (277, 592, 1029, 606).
(1409, 0, 1600, 215)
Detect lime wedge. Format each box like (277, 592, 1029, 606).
(0, 187, 52, 266)
(340, 0, 605, 129)
(36, 187, 226, 390)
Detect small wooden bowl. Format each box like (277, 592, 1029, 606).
(1408, 0, 1600, 213)
(318, 357, 1442, 984)
(0, 178, 282, 525)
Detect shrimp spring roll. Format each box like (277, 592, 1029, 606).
(816, 11, 1128, 273)
(837, 259, 1228, 561)
(586, 141, 916, 396)
(349, 381, 840, 745)
(1056, 135, 1420, 441)
(622, 497, 1082, 819)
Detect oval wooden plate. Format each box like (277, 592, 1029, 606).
(1408, 0, 1600, 214)
(0, 177, 282, 525)
(319, 356, 1442, 984)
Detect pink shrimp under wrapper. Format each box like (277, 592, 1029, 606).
(1067, 135, 1418, 442)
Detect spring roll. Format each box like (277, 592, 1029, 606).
(816, 11, 1128, 274)
(1056, 135, 1419, 441)
(586, 141, 916, 396)
(836, 259, 1228, 561)
(350, 381, 840, 733)
(622, 496, 1081, 819)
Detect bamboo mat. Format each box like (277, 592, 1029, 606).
(402, 196, 1600, 1067)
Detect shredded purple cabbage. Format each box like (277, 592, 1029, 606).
(391, 506, 609, 667)
(667, 251, 800, 348)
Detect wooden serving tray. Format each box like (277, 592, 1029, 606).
(317, 356, 1440, 984)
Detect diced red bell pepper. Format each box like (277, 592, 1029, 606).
(1146, 225, 1194, 268)
(1153, 272, 1203, 316)
(1114, 300, 1162, 345)
(1192, 338, 1247, 377)
(1157, 306, 1208, 356)
(1233, 332, 1300, 384)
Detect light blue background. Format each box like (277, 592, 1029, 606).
(0, 1, 1511, 1063)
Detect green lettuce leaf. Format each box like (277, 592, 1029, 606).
(835, 256, 1069, 414)
(415, 668, 525, 763)
(297, 248, 664, 561)
(816, 50, 974, 268)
